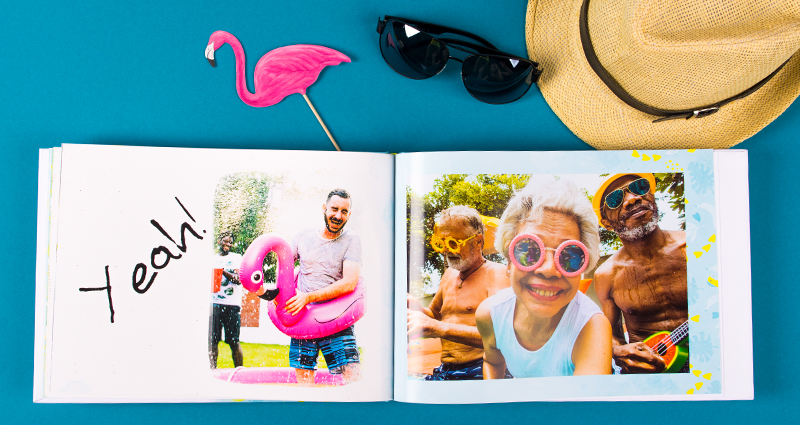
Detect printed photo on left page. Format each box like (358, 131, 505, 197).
(41, 144, 394, 402)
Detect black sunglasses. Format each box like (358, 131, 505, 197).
(376, 16, 542, 104)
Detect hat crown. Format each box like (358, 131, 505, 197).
(589, 0, 800, 110)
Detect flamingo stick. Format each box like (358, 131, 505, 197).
(303, 94, 341, 151)
(205, 31, 351, 151)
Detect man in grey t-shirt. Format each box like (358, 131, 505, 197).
(284, 188, 362, 386)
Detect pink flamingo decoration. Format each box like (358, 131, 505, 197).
(205, 30, 350, 151)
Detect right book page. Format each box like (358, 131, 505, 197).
(394, 149, 751, 403)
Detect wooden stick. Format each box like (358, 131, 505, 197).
(303, 93, 341, 151)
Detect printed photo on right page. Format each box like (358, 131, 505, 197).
(395, 150, 734, 403)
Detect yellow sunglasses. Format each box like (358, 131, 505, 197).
(430, 233, 478, 254)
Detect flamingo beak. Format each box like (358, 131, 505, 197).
(205, 42, 216, 67)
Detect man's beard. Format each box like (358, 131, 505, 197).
(446, 254, 475, 272)
(611, 203, 659, 242)
(324, 213, 347, 234)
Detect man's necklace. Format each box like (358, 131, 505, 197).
(458, 259, 486, 289)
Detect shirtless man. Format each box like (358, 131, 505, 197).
(593, 174, 688, 374)
(407, 206, 510, 380)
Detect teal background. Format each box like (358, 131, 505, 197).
(2, 0, 797, 422)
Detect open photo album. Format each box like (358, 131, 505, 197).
(34, 145, 753, 403)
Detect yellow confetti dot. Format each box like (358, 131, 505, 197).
(642, 154, 651, 161)
(694, 251, 703, 258)
(708, 234, 716, 243)
(653, 155, 661, 161)
(688, 149, 696, 153)
(632, 150, 640, 158)
(690, 364, 694, 368)
(695, 382, 703, 390)
(702, 244, 711, 252)
(708, 277, 718, 287)
(687, 389, 695, 395)
(691, 315, 700, 322)
(693, 370, 702, 377)
(703, 373, 712, 380)
(685, 198, 689, 204)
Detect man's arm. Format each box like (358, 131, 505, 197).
(222, 269, 239, 284)
(407, 294, 435, 319)
(406, 279, 484, 348)
(285, 260, 360, 315)
(594, 272, 627, 347)
(594, 268, 665, 373)
(475, 301, 506, 379)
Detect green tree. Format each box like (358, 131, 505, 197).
(406, 174, 530, 295)
(654, 172, 685, 230)
(213, 172, 278, 283)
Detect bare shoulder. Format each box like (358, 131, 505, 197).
(485, 260, 511, 292)
(666, 230, 686, 247)
(593, 253, 620, 293)
(485, 260, 506, 273)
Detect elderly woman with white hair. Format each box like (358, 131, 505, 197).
(476, 178, 612, 378)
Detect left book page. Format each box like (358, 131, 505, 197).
(34, 144, 395, 402)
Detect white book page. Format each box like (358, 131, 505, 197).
(394, 150, 751, 403)
(41, 144, 394, 402)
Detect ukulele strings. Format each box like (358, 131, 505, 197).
(653, 323, 689, 355)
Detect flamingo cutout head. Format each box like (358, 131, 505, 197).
(204, 30, 350, 108)
(205, 31, 226, 68)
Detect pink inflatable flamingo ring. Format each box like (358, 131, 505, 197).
(205, 30, 350, 151)
(239, 234, 365, 340)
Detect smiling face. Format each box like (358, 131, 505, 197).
(219, 235, 233, 255)
(435, 216, 484, 272)
(322, 195, 351, 234)
(509, 210, 581, 318)
(600, 175, 659, 241)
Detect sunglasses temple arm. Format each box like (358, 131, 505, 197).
(437, 38, 540, 67)
(382, 15, 499, 50)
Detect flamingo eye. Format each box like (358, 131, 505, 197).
(250, 271, 263, 283)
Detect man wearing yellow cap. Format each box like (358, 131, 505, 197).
(407, 205, 509, 380)
(592, 174, 688, 373)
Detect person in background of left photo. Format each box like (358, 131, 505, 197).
(209, 231, 244, 369)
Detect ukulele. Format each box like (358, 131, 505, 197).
(642, 320, 689, 373)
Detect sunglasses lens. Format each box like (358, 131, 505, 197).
(605, 189, 624, 209)
(629, 178, 651, 196)
(446, 238, 460, 251)
(559, 245, 586, 274)
(380, 21, 449, 79)
(461, 55, 534, 104)
(513, 238, 541, 267)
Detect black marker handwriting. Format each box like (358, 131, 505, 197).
(79, 266, 115, 323)
(81, 197, 206, 321)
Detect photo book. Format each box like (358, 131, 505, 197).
(34, 144, 753, 403)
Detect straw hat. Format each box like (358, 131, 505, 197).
(526, 0, 800, 149)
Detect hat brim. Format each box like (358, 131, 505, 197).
(592, 173, 657, 228)
(526, 0, 800, 149)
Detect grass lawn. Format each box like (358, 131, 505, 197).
(215, 342, 364, 369)
(214, 342, 328, 369)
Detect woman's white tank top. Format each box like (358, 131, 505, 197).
(488, 287, 601, 378)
